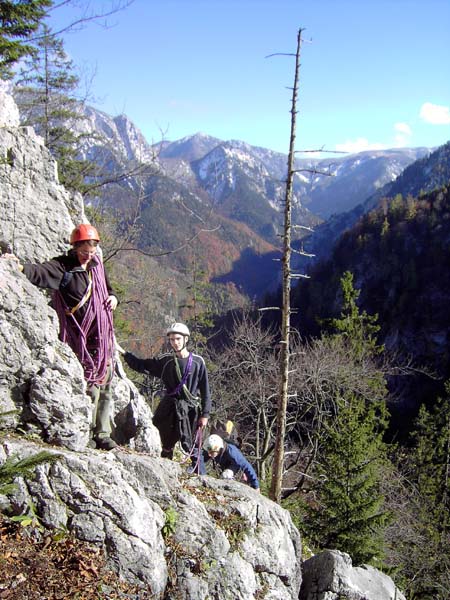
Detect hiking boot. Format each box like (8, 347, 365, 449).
(161, 448, 174, 460)
(95, 437, 118, 451)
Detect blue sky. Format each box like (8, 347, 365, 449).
(47, 0, 450, 156)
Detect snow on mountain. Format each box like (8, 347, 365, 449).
(16, 91, 434, 246)
(195, 143, 272, 198)
(158, 132, 222, 162)
(76, 113, 431, 242)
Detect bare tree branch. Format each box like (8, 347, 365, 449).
(45, 1, 135, 38)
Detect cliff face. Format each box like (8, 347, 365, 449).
(0, 84, 83, 263)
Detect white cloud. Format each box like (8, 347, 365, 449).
(335, 137, 385, 154)
(419, 102, 450, 125)
(395, 122, 412, 135)
(394, 122, 412, 147)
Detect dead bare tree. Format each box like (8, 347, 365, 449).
(269, 28, 305, 503)
(264, 27, 351, 501)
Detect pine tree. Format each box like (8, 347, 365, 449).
(305, 392, 390, 565)
(398, 381, 450, 598)
(325, 270, 387, 404)
(326, 270, 383, 358)
(300, 271, 390, 565)
(0, 0, 51, 79)
(14, 23, 95, 192)
(411, 381, 450, 540)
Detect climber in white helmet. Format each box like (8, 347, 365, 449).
(118, 321, 211, 473)
(204, 434, 260, 491)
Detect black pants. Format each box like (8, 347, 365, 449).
(152, 395, 205, 473)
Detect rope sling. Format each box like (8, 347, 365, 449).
(53, 256, 115, 385)
(187, 427, 204, 474)
(167, 352, 200, 407)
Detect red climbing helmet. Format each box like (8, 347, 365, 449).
(70, 224, 100, 244)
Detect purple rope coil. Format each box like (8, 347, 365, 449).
(53, 256, 115, 385)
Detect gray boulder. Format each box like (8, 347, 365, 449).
(300, 549, 406, 600)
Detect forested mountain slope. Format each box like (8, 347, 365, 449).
(293, 183, 450, 415)
(302, 142, 450, 265)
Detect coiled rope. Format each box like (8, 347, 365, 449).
(53, 256, 115, 385)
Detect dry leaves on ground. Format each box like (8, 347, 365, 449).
(0, 516, 152, 599)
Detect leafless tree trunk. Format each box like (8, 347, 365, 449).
(270, 28, 304, 503)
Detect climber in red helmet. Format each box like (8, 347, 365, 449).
(2, 223, 119, 450)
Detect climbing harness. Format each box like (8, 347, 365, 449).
(168, 353, 201, 408)
(167, 352, 193, 397)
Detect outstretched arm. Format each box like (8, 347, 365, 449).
(120, 350, 163, 378)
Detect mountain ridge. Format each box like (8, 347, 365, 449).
(12, 92, 440, 306)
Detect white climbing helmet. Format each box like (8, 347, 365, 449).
(166, 322, 190, 337)
(205, 434, 224, 454)
(221, 469, 235, 480)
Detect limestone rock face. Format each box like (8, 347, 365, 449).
(0, 259, 89, 448)
(0, 81, 86, 262)
(0, 125, 83, 263)
(300, 550, 406, 600)
(1, 437, 302, 599)
(0, 80, 20, 127)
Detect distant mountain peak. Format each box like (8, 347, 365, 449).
(158, 132, 222, 161)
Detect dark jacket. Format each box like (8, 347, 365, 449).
(124, 351, 211, 418)
(23, 252, 115, 319)
(207, 442, 259, 489)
